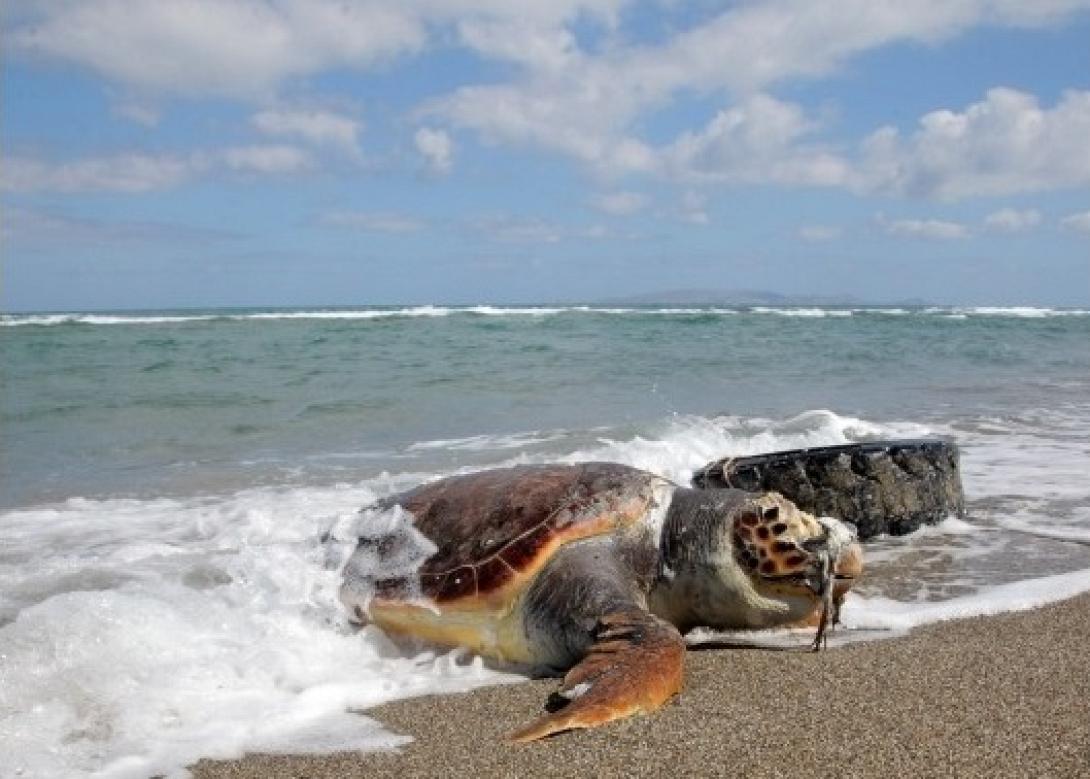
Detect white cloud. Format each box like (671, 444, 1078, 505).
(427, 1, 1090, 178)
(455, 16, 582, 73)
(321, 210, 425, 233)
(445, 85, 1090, 201)
(984, 207, 1042, 232)
(3, 206, 237, 246)
(474, 216, 565, 244)
(433, 88, 832, 183)
(857, 88, 1090, 199)
(218, 144, 312, 174)
(646, 87, 1090, 198)
(1060, 210, 1090, 233)
(798, 225, 842, 242)
(9, 0, 428, 98)
(1, 153, 194, 193)
(15, 1, 1089, 105)
(10, 2, 1090, 203)
(428, 80, 624, 168)
(414, 127, 454, 174)
(1, 146, 311, 193)
(7, 1, 624, 98)
(469, 215, 621, 243)
(678, 190, 709, 225)
(591, 191, 648, 216)
(111, 102, 161, 127)
(662, 94, 850, 186)
(880, 216, 970, 240)
(599, 0, 1090, 101)
(253, 109, 362, 157)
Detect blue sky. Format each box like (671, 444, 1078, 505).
(3, 1, 1089, 311)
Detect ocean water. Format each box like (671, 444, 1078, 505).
(3, 305, 1090, 777)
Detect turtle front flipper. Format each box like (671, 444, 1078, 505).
(511, 610, 685, 742)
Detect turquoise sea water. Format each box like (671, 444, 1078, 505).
(5, 305, 1090, 508)
(3, 305, 1090, 776)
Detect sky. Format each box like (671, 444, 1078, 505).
(2, 0, 1089, 311)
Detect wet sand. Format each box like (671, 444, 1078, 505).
(192, 594, 1090, 778)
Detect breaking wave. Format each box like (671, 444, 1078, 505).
(2, 409, 1089, 776)
(5, 305, 1090, 327)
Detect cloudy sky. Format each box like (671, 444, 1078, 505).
(3, 1, 1089, 311)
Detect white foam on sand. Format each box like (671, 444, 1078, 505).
(0, 487, 522, 779)
(996, 508, 1090, 545)
(4, 408, 1090, 775)
(842, 567, 1090, 632)
(691, 567, 1090, 650)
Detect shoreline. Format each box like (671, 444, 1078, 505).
(192, 593, 1090, 778)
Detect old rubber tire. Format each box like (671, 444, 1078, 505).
(691, 439, 965, 540)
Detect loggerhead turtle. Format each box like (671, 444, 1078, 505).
(340, 462, 863, 741)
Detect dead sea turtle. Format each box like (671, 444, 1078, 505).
(340, 462, 863, 741)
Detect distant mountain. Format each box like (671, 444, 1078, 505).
(595, 288, 876, 307)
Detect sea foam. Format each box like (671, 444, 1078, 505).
(5, 305, 1089, 328)
(0, 487, 522, 778)
(3, 409, 1090, 776)
(843, 567, 1090, 632)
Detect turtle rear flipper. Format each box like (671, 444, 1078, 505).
(510, 611, 685, 742)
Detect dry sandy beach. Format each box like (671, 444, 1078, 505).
(192, 593, 1090, 778)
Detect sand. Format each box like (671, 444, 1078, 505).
(191, 594, 1090, 778)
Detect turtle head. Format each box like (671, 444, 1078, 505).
(731, 493, 863, 613)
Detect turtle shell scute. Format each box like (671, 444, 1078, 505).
(373, 462, 666, 602)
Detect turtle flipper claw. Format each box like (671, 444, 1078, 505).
(510, 611, 685, 742)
